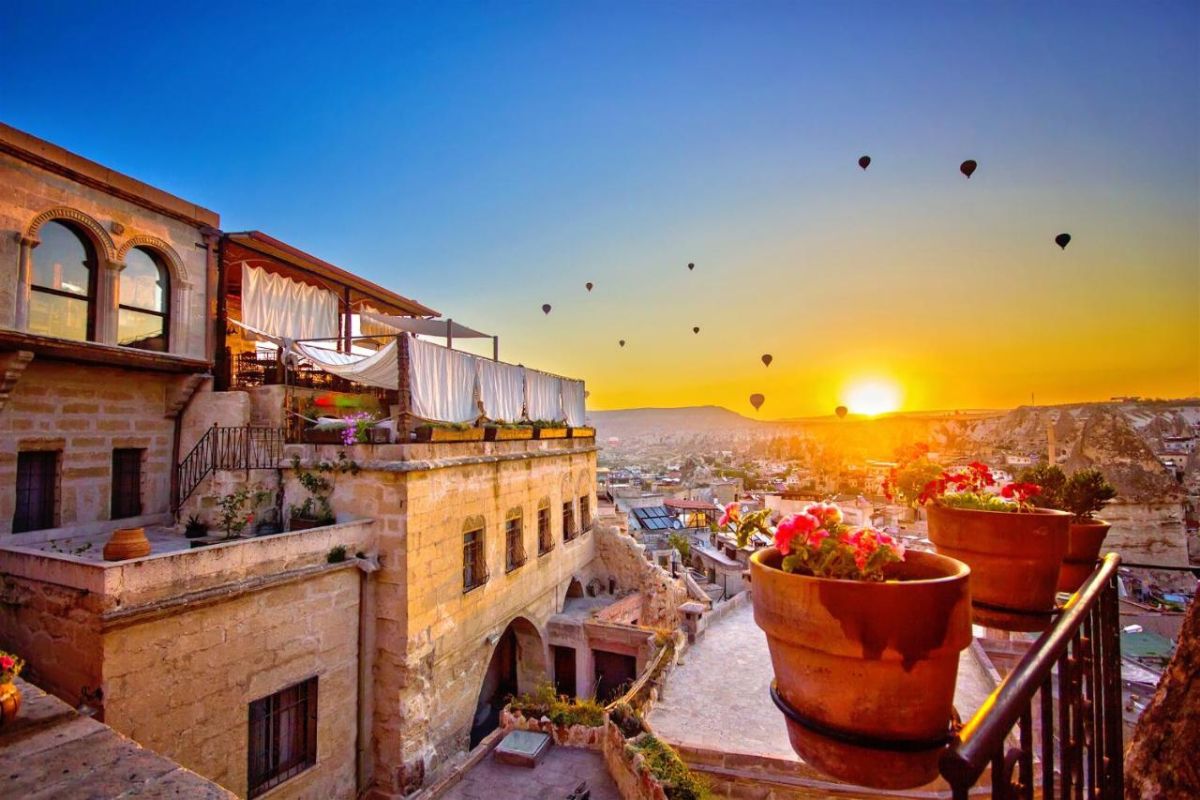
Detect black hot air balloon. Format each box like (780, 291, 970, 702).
(541, 304, 551, 315)
(960, 159, 977, 179)
(585, 282, 594, 292)
(835, 405, 848, 419)
(858, 155, 871, 170)
(687, 262, 695, 271)
(618, 339, 625, 348)
(1055, 233, 1071, 250)
(692, 326, 700, 334)
(761, 354, 773, 367)
(749, 393, 765, 412)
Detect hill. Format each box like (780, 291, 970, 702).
(590, 405, 762, 441)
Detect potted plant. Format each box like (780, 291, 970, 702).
(414, 422, 485, 443)
(216, 486, 271, 540)
(288, 452, 358, 530)
(0, 650, 24, 725)
(730, 502, 971, 789)
(1018, 465, 1117, 593)
(892, 460, 1070, 615)
(483, 422, 534, 441)
(184, 514, 208, 539)
(568, 425, 595, 439)
(529, 419, 568, 439)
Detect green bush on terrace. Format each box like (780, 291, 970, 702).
(629, 734, 710, 800)
(508, 682, 605, 728)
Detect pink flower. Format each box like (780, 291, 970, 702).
(718, 502, 739, 528)
(806, 528, 830, 548)
(775, 512, 819, 556)
(804, 502, 843, 527)
(0, 656, 13, 671)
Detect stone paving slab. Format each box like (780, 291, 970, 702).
(439, 746, 620, 800)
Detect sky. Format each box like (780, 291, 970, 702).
(3, 1, 1197, 418)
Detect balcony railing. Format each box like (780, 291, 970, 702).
(175, 423, 286, 509)
(939, 553, 1124, 799)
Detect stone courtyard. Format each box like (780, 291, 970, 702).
(437, 746, 620, 800)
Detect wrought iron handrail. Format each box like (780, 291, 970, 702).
(940, 553, 1124, 799)
(174, 423, 286, 510)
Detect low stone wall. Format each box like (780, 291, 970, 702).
(500, 707, 605, 750)
(601, 721, 671, 800)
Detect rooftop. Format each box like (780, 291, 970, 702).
(435, 745, 619, 800)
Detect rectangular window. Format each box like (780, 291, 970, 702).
(247, 677, 318, 798)
(463, 528, 487, 591)
(14, 451, 58, 533)
(537, 505, 553, 555)
(111, 448, 143, 519)
(562, 501, 576, 543)
(579, 495, 591, 533)
(505, 514, 526, 573)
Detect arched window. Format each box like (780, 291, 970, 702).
(118, 247, 169, 351)
(29, 220, 97, 341)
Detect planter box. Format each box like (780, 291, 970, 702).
(568, 427, 595, 439)
(415, 426, 486, 443)
(302, 428, 344, 444)
(289, 517, 328, 532)
(484, 426, 533, 442)
(533, 427, 568, 440)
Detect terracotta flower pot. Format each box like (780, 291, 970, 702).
(750, 548, 972, 788)
(484, 426, 533, 442)
(1057, 519, 1111, 594)
(926, 505, 1070, 615)
(102, 527, 151, 561)
(0, 683, 20, 725)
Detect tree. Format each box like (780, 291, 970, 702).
(667, 532, 690, 563)
(1125, 586, 1200, 799)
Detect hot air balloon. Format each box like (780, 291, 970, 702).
(687, 263, 695, 271)
(692, 326, 700, 334)
(1055, 233, 1071, 250)
(960, 159, 977, 179)
(761, 354, 773, 367)
(858, 155, 871, 170)
(749, 393, 765, 412)
(541, 304, 551, 315)
(835, 405, 848, 419)
(586, 282, 594, 291)
(618, 340, 625, 348)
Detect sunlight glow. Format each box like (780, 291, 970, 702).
(844, 379, 902, 416)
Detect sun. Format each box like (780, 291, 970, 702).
(843, 379, 902, 417)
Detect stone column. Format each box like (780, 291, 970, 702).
(170, 282, 191, 356)
(98, 261, 123, 344)
(14, 235, 38, 330)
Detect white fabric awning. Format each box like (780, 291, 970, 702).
(361, 310, 490, 339)
(242, 263, 339, 341)
(295, 341, 399, 391)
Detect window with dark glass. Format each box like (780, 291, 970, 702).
(14, 451, 58, 533)
(579, 495, 591, 532)
(505, 511, 526, 572)
(29, 220, 96, 342)
(247, 677, 318, 798)
(118, 247, 169, 351)
(563, 500, 576, 542)
(463, 527, 487, 591)
(537, 502, 553, 555)
(111, 449, 143, 519)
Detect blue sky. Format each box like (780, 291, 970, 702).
(3, 1, 1197, 415)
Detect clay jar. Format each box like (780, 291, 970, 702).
(1057, 519, 1111, 594)
(0, 683, 19, 725)
(102, 527, 151, 561)
(750, 548, 971, 788)
(926, 505, 1071, 615)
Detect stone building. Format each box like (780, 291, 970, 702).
(0, 123, 682, 799)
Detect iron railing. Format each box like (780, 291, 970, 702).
(940, 553, 1124, 799)
(175, 423, 286, 509)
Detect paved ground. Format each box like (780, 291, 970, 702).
(439, 746, 620, 800)
(647, 601, 997, 760)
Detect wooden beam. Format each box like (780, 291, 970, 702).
(395, 334, 413, 442)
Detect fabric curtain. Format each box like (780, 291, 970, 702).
(241, 263, 339, 341)
(478, 361, 525, 422)
(525, 369, 563, 422)
(294, 341, 399, 390)
(561, 379, 587, 427)
(409, 336, 479, 423)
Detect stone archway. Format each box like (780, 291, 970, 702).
(566, 577, 585, 599)
(470, 616, 546, 747)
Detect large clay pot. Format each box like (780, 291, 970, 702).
(750, 548, 971, 788)
(102, 527, 151, 561)
(926, 505, 1070, 615)
(0, 683, 21, 724)
(1057, 519, 1111, 594)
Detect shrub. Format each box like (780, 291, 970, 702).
(631, 734, 710, 800)
(327, 545, 348, 563)
(508, 682, 605, 728)
(609, 701, 646, 738)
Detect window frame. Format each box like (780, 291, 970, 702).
(504, 510, 526, 573)
(29, 220, 98, 342)
(562, 499, 576, 543)
(110, 448, 144, 520)
(13, 450, 59, 533)
(117, 246, 170, 352)
(463, 526, 488, 592)
(247, 676, 318, 798)
(579, 494, 591, 533)
(537, 501, 554, 556)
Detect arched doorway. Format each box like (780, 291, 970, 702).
(566, 577, 585, 599)
(470, 617, 546, 747)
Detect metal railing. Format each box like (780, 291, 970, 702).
(175, 423, 286, 509)
(940, 553, 1124, 799)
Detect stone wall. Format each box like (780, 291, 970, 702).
(592, 521, 687, 630)
(103, 564, 363, 799)
(0, 360, 179, 540)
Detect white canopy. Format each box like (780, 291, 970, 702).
(360, 310, 490, 339)
(241, 263, 339, 341)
